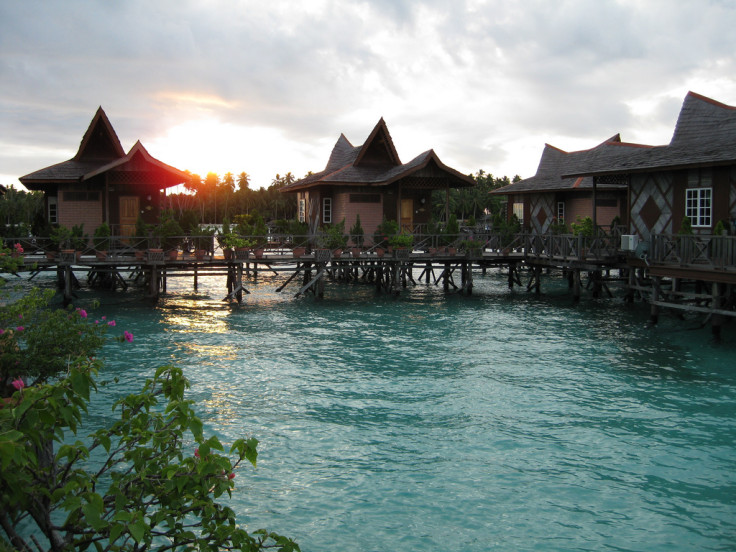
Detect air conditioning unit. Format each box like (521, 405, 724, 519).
(620, 234, 638, 251)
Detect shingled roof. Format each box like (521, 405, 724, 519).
(564, 91, 736, 177)
(20, 107, 188, 190)
(491, 135, 632, 195)
(280, 118, 474, 193)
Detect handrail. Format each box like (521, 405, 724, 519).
(4, 231, 734, 269)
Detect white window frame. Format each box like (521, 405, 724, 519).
(556, 201, 565, 224)
(322, 197, 332, 224)
(48, 196, 58, 224)
(685, 187, 712, 228)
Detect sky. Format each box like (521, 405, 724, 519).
(2, 0, 736, 191)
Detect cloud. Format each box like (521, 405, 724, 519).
(2, 0, 736, 188)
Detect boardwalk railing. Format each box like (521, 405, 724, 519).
(649, 234, 736, 270)
(521, 233, 620, 261)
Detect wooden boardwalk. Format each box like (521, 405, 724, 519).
(8, 231, 735, 338)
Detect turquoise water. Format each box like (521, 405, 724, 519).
(40, 268, 736, 550)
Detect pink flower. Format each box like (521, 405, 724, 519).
(194, 448, 200, 458)
(11, 378, 24, 391)
(77, 308, 87, 319)
(124, 331, 134, 343)
(14, 243, 23, 254)
(107, 320, 116, 327)
(0, 329, 4, 335)
(228, 472, 236, 480)
(16, 326, 24, 332)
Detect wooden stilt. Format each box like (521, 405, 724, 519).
(650, 276, 660, 324)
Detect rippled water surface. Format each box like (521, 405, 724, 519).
(46, 268, 736, 551)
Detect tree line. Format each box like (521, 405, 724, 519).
(1, 169, 519, 236)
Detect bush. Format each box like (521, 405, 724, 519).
(93, 222, 111, 251)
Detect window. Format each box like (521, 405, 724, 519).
(298, 199, 306, 223)
(349, 193, 381, 203)
(512, 202, 524, 224)
(322, 197, 332, 224)
(48, 196, 58, 224)
(686, 187, 712, 228)
(556, 201, 565, 224)
(64, 191, 99, 201)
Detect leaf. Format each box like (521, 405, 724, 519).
(81, 493, 106, 530)
(129, 517, 147, 543)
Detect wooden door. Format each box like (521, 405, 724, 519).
(119, 196, 139, 238)
(400, 198, 413, 231)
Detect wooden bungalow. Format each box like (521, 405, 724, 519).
(279, 118, 474, 239)
(491, 136, 630, 233)
(20, 107, 188, 236)
(565, 91, 736, 241)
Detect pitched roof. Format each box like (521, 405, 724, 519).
(491, 135, 631, 195)
(281, 119, 474, 193)
(564, 91, 736, 177)
(82, 141, 189, 182)
(20, 107, 187, 188)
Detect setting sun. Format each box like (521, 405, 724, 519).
(147, 118, 319, 189)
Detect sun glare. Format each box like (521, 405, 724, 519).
(147, 119, 317, 189)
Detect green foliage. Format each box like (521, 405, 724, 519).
(0, 186, 44, 238)
(233, 213, 269, 245)
(549, 219, 569, 235)
(155, 210, 185, 251)
(70, 223, 88, 251)
(0, 243, 25, 277)
(135, 215, 151, 249)
(50, 226, 72, 251)
(460, 237, 483, 252)
(571, 216, 594, 237)
(0, 254, 299, 550)
(388, 231, 413, 249)
(678, 216, 693, 236)
(0, 289, 111, 391)
(93, 222, 111, 251)
(0, 363, 299, 551)
(320, 219, 348, 250)
(373, 219, 400, 247)
(442, 214, 460, 246)
(350, 214, 365, 247)
(194, 226, 217, 250)
(713, 220, 726, 236)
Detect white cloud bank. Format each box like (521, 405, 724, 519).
(1, 0, 735, 188)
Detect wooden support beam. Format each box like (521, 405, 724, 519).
(296, 267, 327, 297)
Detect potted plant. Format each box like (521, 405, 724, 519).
(571, 216, 594, 258)
(70, 223, 88, 258)
(350, 215, 365, 257)
(93, 222, 111, 260)
(373, 218, 399, 250)
(48, 226, 72, 260)
(320, 220, 348, 257)
(460, 237, 483, 257)
(155, 212, 184, 260)
(388, 230, 413, 250)
(133, 215, 150, 258)
(443, 214, 460, 253)
(194, 226, 216, 260)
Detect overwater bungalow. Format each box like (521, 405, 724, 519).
(279, 118, 475, 238)
(564, 91, 736, 333)
(566, 91, 736, 241)
(491, 136, 629, 233)
(19, 107, 188, 236)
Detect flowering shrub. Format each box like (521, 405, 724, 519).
(0, 237, 299, 551)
